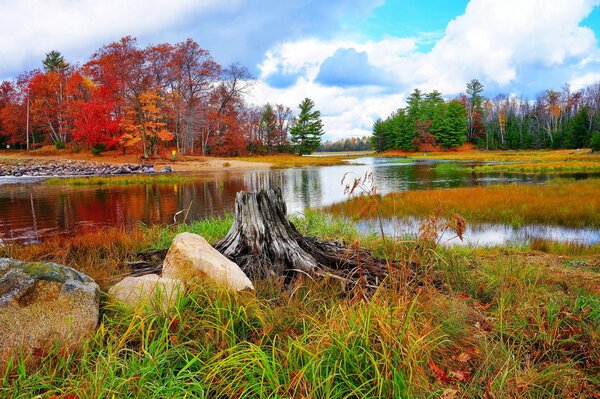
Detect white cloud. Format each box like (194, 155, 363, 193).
(571, 72, 600, 91)
(0, 0, 217, 74)
(252, 0, 600, 140)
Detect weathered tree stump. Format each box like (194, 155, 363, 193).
(214, 188, 390, 287)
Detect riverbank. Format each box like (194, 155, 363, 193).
(1, 212, 598, 398)
(0, 148, 359, 176)
(379, 148, 600, 173)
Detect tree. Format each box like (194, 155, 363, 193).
(43, 51, 69, 73)
(443, 99, 468, 148)
(465, 79, 485, 142)
(71, 85, 121, 153)
(289, 98, 324, 155)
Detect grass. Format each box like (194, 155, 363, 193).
(327, 178, 600, 228)
(387, 148, 599, 162)
(473, 161, 600, 174)
(235, 154, 356, 168)
(1, 211, 599, 398)
(44, 174, 205, 186)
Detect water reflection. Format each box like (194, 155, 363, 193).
(356, 217, 600, 246)
(1, 158, 599, 244)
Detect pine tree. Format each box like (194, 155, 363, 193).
(290, 98, 324, 155)
(443, 99, 468, 148)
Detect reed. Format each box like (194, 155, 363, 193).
(235, 154, 354, 168)
(327, 179, 600, 228)
(44, 174, 204, 186)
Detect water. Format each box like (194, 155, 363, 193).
(0, 157, 598, 244)
(356, 217, 600, 246)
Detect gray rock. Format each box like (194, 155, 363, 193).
(0, 258, 100, 362)
(160, 166, 173, 173)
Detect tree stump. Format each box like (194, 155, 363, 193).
(215, 188, 390, 287)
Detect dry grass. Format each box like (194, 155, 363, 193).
(0, 227, 158, 289)
(473, 161, 600, 173)
(327, 178, 600, 228)
(235, 153, 356, 168)
(380, 148, 598, 162)
(1, 214, 598, 398)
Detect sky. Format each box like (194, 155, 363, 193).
(1, 0, 599, 140)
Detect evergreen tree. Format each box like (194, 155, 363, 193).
(42, 50, 69, 73)
(441, 100, 468, 148)
(371, 118, 387, 152)
(564, 107, 591, 149)
(290, 98, 325, 155)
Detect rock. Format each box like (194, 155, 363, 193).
(108, 274, 183, 313)
(160, 166, 173, 173)
(143, 167, 156, 174)
(162, 233, 254, 291)
(0, 258, 100, 361)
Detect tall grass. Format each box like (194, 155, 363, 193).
(235, 154, 353, 168)
(1, 212, 599, 397)
(45, 174, 204, 186)
(327, 179, 600, 228)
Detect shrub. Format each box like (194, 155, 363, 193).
(91, 144, 106, 155)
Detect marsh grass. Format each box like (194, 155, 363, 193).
(44, 174, 205, 186)
(235, 154, 353, 168)
(327, 179, 600, 228)
(1, 212, 599, 398)
(473, 161, 600, 174)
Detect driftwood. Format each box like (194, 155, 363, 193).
(214, 188, 391, 287)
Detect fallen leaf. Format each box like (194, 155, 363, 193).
(440, 388, 459, 399)
(449, 370, 470, 382)
(429, 360, 451, 382)
(457, 352, 471, 363)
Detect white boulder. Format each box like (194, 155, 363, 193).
(108, 274, 183, 312)
(162, 233, 253, 291)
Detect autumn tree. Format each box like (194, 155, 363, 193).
(71, 85, 121, 153)
(167, 39, 220, 154)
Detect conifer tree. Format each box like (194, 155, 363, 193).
(290, 98, 324, 155)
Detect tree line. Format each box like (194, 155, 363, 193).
(0, 37, 324, 157)
(371, 79, 600, 152)
(318, 136, 371, 152)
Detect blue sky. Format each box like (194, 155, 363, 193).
(1, 0, 599, 140)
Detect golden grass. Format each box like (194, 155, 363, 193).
(327, 179, 600, 227)
(2, 217, 599, 398)
(234, 153, 356, 168)
(395, 148, 598, 162)
(44, 174, 205, 186)
(473, 161, 600, 173)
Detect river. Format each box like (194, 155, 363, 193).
(1, 157, 598, 245)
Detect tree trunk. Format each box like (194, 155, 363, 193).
(214, 188, 390, 287)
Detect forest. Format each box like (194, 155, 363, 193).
(0, 37, 301, 157)
(371, 79, 600, 152)
(317, 136, 371, 152)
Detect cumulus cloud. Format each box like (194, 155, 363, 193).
(315, 48, 392, 87)
(0, 0, 380, 79)
(253, 0, 600, 140)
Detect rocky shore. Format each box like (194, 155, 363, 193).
(0, 159, 173, 177)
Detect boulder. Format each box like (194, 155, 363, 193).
(162, 233, 254, 291)
(108, 274, 183, 312)
(0, 258, 100, 361)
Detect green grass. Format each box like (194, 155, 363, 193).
(1, 212, 599, 398)
(45, 174, 204, 186)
